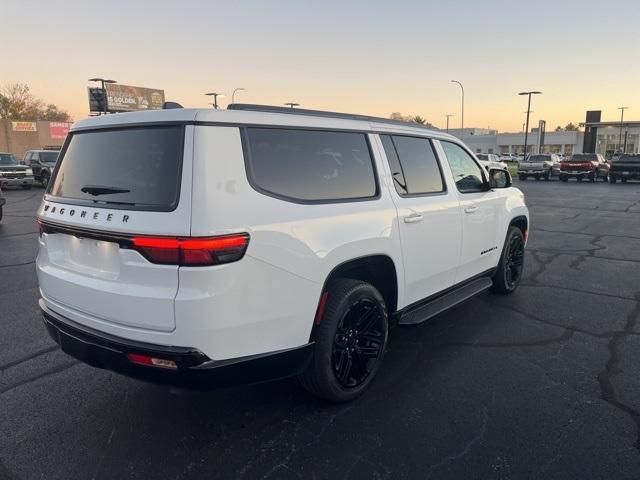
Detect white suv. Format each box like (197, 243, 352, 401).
(37, 104, 529, 402)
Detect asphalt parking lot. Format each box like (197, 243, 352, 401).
(2, 179, 640, 480)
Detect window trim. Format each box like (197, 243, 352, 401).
(240, 126, 381, 205)
(43, 124, 186, 212)
(381, 134, 448, 198)
(439, 140, 490, 194)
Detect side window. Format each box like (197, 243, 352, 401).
(32, 152, 40, 163)
(243, 128, 378, 202)
(380, 135, 445, 196)
(441, 141, 487, 193)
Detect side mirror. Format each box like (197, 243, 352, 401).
(489, 168, 511, 189)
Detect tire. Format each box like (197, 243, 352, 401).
(519, 174, 527, 181)
(622, 178, 628, 184)
(560, 175, 568, 182)
(535, 174, 541, 181)
(491, 226, 525, 295)
(589, 172, 596, 183)
(601, 173, 608, 182)
(545, 169, 552, 181)
(577, 177, 583, 182)
(299, 278, 389, 403)
(41, 171, 50, 188)
(21, 185, 31, 190)
(609, 176, 617, 184)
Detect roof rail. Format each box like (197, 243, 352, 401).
(227, 104, 438, 131)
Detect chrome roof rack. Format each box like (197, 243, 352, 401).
(227, 104, 437, 131)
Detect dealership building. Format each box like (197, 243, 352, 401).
(451, 111, 640, 157)
(0, 120, 71, 158)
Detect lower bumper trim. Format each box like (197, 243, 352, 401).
(40, 300, 314, 389)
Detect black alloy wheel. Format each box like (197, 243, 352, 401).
(491, 226, 525, 294)
(299, 279, 389, 402)
(332, 297, 385, 388)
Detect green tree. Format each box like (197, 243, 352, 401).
(0, 83, 71, 121)
(564, 122, 580, 131)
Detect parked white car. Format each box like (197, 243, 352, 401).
(37, 104, 529, 402)
(476, 153, 508, 171)
(499, 153, 518, 163)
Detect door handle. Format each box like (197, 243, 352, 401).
(404, 213, 424, 224)
(464, 205, 478, 214)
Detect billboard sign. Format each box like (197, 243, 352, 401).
(49, 122, 73, 139)
(104, 84, 165, 112)
(12, 121, 37, 132)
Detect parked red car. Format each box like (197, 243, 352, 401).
(559, 153, 608, 182)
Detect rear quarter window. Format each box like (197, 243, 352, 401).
(243, 128, 378, 203)
(47, 126, 184, 211)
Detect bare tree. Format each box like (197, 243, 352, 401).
(0, 83, 71, 121)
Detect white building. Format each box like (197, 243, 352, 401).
(454, 121, 640, 157)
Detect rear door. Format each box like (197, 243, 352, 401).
(378, 134, 462, 306)
(437, 140, 502, 283)
(37, 125, 193, 332)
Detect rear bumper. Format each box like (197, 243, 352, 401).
(559, 171, 593, 176)
(40, 299, 314, 389)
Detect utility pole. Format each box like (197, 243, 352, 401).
(618, 107, 629, 152)
(232, 88, 245, 104)
(445, 114, 454, 133)
(519, 91, 542, 159)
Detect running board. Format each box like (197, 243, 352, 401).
(398, 277, 493, 326)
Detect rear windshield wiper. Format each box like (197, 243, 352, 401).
(81, 185, 131, 196)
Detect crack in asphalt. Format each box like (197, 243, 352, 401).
(596, 292, 640, 451)
(0, 360, 79, 396)
(0, 346, 59, 371)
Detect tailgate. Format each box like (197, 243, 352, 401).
(37, 124, 193, 332)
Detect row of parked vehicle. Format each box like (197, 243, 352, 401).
(0, 150, 59, 189)
(515, 153, 640, 184)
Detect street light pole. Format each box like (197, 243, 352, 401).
(519, 91, 542, 158)
(445, 114, 454, 133)
(232, 88, 245, 104)
(284, 102, 300, 109)
(205, 92, 224, 109)
(618, 107, 628, 152)
(451, 80, 464, 131)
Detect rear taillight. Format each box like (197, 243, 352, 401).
(130, 233, 249, 266)
(127, 353, 178, 370)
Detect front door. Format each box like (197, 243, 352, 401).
(437, 140, 502, 283)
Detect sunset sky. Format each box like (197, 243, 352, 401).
(3, 0, 639, 132)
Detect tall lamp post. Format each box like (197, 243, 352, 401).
(205, 92, 224, 109)
(618, 107, 628, 152)
(518, 91, 542, 158)
(445, 114, 454, 133)
(284, 102, 300, 109)
(451, 80, 464, 131)
(88, 77, 116, 115)
(232, 88, 245, 104)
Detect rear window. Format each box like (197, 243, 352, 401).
(568, 154, 596, 163)
(48, 126, 184, 211)
(39, 151, 59, 163)
(243, 128, 377, 203)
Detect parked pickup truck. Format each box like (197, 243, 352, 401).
(0, 152, 35, 189)
(559, 153, 607, 182)
(518, 154, 560, 181)
(609, 154, 640, 184)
